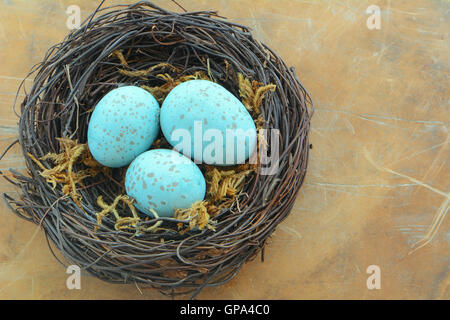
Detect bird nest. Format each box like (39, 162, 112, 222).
(1, 1, 313, 298)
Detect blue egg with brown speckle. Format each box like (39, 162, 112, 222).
(160, 80, 257, 165)
(88, 86, 160, 168)
(125, 149, 206, 217)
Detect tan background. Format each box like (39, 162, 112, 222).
(0, 0, 448, 299)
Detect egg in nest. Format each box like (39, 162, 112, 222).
(125, 149, 206, 217)
(160, 80, 257, 166)
(88, 86, 160, 168)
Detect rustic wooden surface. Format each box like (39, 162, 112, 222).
(0, 0, 448, 299)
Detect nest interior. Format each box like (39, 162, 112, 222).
(2, 1, 313, 297)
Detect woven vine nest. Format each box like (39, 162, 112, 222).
(2, 1, 312, 298)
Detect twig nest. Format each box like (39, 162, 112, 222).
(3, 2, 313, 298)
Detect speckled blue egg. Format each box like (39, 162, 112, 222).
(160, 80, 257, 165)
(125, 149, 206, 218)
(87, 86, 160, 168)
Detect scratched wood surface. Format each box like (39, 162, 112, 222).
(0, 0, 448, 299)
